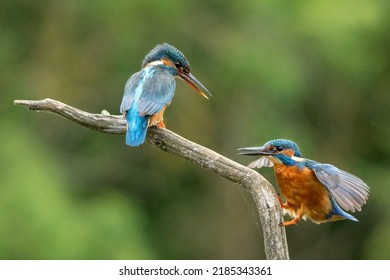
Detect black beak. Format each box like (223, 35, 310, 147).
(238, 146, 275, 156)
(179, 70, 211, 99)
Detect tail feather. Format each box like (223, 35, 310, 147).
(125, 106, 149, 147)
(327, 197, 359, 222)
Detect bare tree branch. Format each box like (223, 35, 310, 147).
(14, 98, 289, 260)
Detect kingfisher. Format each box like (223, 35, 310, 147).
(120, 43, 211, 146)
(238, 139, 369, 226)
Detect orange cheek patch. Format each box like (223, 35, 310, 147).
(282, 149, 295, 157)
(162, 58, 175, 67)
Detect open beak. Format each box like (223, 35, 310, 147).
(238, 146, 275, 156)
(179, 71, 211, 99)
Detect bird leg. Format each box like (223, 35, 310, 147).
(280, 216, 301, 227)
(277, 194, 300, 226)
(149, 106, 167, 128)
(157, 119, 166, 128)
(280, 207, 304, 226)
(277, 194, 288, 209)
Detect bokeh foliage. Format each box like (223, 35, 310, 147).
(1, 0, 389, 259)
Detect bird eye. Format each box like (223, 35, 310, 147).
(276, 146, 283, 151)
(175, 64, 189, 73)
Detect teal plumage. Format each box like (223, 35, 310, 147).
(120, 43, 210, 147)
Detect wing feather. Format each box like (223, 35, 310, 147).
(247, 157, 274, 169)
(120, 67, 176, 116)
(120, 72, 141, 113)
(138, 68, 175, 116)
(312, 163, 369, 212)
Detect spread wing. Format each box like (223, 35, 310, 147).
(247, 157, 274, 169)
(120, 67, 176, 115)
(310, 163, 370, 212)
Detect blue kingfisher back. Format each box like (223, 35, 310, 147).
(239, 139, 370, 226)
(120, 43, 211, 146)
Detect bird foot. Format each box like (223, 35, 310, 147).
(157, 120, 166, 128)
(279, 216, 300, 227)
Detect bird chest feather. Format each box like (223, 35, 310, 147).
(274, 164, 333, 223)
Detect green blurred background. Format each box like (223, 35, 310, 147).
(1, 0, 389, 259)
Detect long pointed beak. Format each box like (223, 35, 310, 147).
(179, 71, 211, 99)
(238, 146, 274, 156)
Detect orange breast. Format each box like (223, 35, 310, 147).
(274, 164, 333, 223)
(148, 105, 169, 128)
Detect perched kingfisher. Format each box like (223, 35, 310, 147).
(120, 43, 211, 146)
(238, 139, 370, 226)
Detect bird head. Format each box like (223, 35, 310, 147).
(142, 43, 211, 99)
(238, 139, 303, 167)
